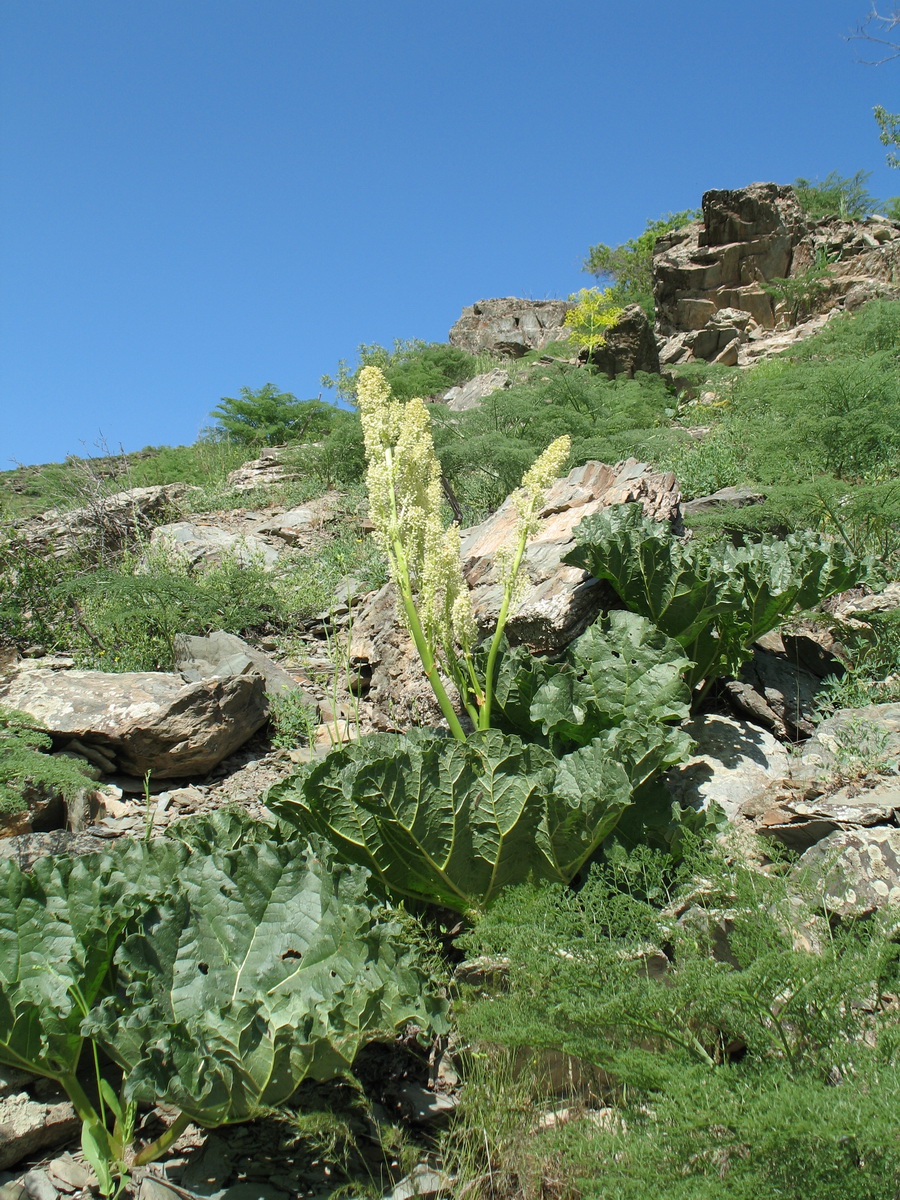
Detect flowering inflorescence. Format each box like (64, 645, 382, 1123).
(357, 366, 570, 739)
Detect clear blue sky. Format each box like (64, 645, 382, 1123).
(2, 0, 898, 468)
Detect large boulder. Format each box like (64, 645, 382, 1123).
(174, 630, 318, 709)
(441, 368, 511, 412)
(583, 303, 660, 378)
(794, 827, 900, 918)
(0, 665, 268, 778)
(448, 298, 573, 357)
(663, 713, 791, 822)
(349, 460, 681, 728)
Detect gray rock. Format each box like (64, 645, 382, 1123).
(682, 486, 764, 518)
(386, 1165, 452, 1200)
(795, 827, 900, 917)
(0, 831, 107, 869)
(448, 298, 573, 357)
(21, 1172, 57, 1200)
(441, 367, 511, 411)
(174, 631, 317, 708)
(759, 779, 900, 852)
(664, 714, 791, 821)
(226, 448, 299, 492)
(14, 484, 191, 561)
(790, 703, 900, 788)
(0, 1093, 78, 1172)
(725, 646, 822, 740)
(150, 523, 280, 571)
(0, 667, 267, 779)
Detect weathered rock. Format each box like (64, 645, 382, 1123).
(440, 367, 511, 411)
(225, 447, 300, 491)
(795, 827, 900, 917)
(759, 779, 900, 852)
(150, 522, 280, 570)
(0, 831, 108, 869)
(174, 631, 317, 709)
(583, 304, 660, 378)
(14, 484, 191, 561)
(681, 485, 765, 518)
(664, 714, 791, 821)
(789, 703, 900, 788)
(349, 460, 681, 727)
(654, 183, 900, 367)
(0, 1093, 78, 1171)
(448, 298, 573, 357)
(725, 646, 822, 740)
(0, 666, 268, 778)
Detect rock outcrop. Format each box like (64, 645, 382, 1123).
(654, 182, 900, 369)
(448, 298, 573, 357)
(582, 303, 660, 378)
(0, 664, 268, 778)
(14, 484, 191, 561)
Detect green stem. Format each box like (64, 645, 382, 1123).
(132, 1111, 192, 1167)
(479, 521, 530, 730)
(59, 1071, 104, 1130)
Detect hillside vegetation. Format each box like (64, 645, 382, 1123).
(2, 182, 900, 1199)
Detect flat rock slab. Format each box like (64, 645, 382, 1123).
(0, 1093, 78, 1172)
(795, 827, 900, 917)
(790, 703, 900, 788)
(759, 779, 900, 851)
(151, 523, 280, 570)
(0, 668, 267, 778)
(664, 714, 790, 821)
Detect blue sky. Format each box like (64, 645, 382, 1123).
(2, 0, 898, 468)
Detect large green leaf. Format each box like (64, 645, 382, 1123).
(529, 611, 692, 752)
(269, 730, 633, 914)
(566, 505, 867, 693)
(85, 837, 445, 1127)
(0, 841, 185, 1085)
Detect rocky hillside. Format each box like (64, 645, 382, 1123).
(2, 181, 900, 1199)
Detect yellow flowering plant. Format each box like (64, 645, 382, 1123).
(564, 287, 625, 355)
(357, 366, 570, 740)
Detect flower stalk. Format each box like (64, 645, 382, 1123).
(357, 366, 569, 739)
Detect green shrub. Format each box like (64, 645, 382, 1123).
(431, 366, 674, 520)
(322, 339, 478, 404)
(207, 384, 336, 446)
(0, 705, 96, 815)
(451, 841, 900, 1199)
(793, 170, 879, 220)
(583, 210, 701, 316)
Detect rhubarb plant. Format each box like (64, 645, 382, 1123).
(356, 364, 570, 738)
(566, 504, 867, 697)
(270, 729, 633, 915)
(0, 822, 445, 1180)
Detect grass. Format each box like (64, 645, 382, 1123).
(447, 839, 900, 1199)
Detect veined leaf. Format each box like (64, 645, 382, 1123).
(85, 837, 445, 1127)
(529, 611, 692, 751)
(566, 505, 867, 693)
(269, 730, 633, 914)
(0, 841, 185, 1085)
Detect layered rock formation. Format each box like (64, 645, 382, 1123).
(654, 182, 900, 368)
(448, 297, 572, 357)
